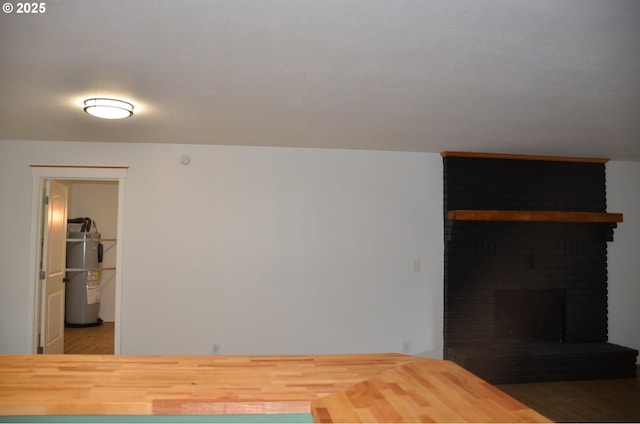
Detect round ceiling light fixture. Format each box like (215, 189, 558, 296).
(83, 98, 134, 119)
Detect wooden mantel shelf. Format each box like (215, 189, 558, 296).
(447, 210, 623, 223)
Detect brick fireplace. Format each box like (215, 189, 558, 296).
(442, 152, 638, 384)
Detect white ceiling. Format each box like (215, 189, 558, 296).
(1, 0, 639, 159)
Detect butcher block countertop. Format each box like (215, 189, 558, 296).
(0, 353, 550, 423)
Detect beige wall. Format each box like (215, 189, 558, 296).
(0, 140, 443, 356)
(606, 161, 640, 354)
(1, 139, 638, 358)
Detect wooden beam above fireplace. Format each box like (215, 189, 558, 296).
(446, 210, 623, 223)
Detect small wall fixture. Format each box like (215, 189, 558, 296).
(83, 98, 134, 119)
(179, 155, 191, 165)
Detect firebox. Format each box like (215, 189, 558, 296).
(494, 289, 564, 342)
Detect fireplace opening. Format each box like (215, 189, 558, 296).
(495, 289, 564, 342)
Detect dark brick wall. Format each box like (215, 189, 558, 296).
(443, 157, 607, 212)
(444, 221, 610, 350)
(443, 157, 612, 353)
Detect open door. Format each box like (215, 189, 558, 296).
(39, 180, 69, 354)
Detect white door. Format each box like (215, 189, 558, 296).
(40, 180, 69, 354)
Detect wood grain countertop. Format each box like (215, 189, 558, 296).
(0, 353, 551, 422)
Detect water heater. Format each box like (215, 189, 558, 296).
(65, 218, 102, 327)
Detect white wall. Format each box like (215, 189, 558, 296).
(0, 140, 443, 356)
(2, 140, 637, 358)
(68, 181, 119, 322)
(607, 161, 640, 355)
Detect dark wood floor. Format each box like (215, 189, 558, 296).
(61, 325, 639, 422)
(497, 366, 640, 423)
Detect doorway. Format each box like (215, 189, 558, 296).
(64, 180, 118, 353)
(29, 166, 127, 355)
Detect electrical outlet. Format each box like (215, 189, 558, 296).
(212, 343, 220, 355)
(401, 341, 411, 354)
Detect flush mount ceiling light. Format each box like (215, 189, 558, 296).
(83, 98, 134, 119)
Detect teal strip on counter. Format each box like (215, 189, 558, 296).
(0, 414, 313, 424)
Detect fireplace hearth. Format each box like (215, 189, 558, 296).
(442, 152, 638, 384)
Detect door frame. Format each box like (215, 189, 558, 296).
(28, 166, 127, 354)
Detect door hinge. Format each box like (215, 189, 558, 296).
(39, 270, 46, 280)
(43, 195, 49, 205)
